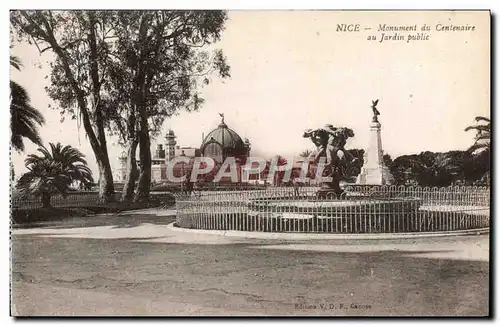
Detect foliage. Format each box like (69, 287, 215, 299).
(10, 55, 22, 70)
(11, 11, 231, 202)
(344, 149, 364, 179)
(268, 155, 288, 185)
(387, 116, 491, 186)
(465, 116, 490, 183)
(10, 55, 45, 152)
(11, 196, 172, 225)
(465, 116, 491, 154)
(299, 149, 312, 159)
(105, 11, 231, 140)
(16, 142, 94, 207)
(343, 145, 489, 187)
(11, 11, 117, 202)
(389, 150, 485, 187)
(383, 154, 393, 170)
(100, 11, 231, 202)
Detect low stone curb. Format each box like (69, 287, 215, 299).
(166, 222, 489, 240)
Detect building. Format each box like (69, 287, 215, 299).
(117, 114, 252, 184)
(116, 151, 128, 182)
(200, 115, 250, 165)
(151, 129, 201, 183)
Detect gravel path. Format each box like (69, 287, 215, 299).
(11, 209, 490, 316)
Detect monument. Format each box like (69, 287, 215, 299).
(303, 124, 356, 198)
(356, 100, 395, 185)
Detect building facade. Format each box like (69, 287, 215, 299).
(117, 115, 252, 184)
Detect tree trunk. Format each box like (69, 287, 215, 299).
(132, 15, 152, 203)
(134, 132, 152, 203)
(98, 155, 115, 203)
(134, 96, 151, 203)
(96, 155, 115, 204)
(88, 12, 115, 204)
(41, 193, 51, 208)
(121, 140, 139, 202)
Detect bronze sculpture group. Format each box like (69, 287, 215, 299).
(303, 125, 355, 197)
(303, 100, 379, 197)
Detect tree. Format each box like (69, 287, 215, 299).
(465, 116, 491, 154)
(10, 55, 45, 152)
(299, 149, 312, 159)
(344, 149, 364, 180)
(390, 151, 476, 187)
(425, 151, 463, 186)
(11, 11, 231, 203)
(391, 152, 441, 186)
(271, 155, 288, 185)
(11, 11, 116, 203)
(10, 55, 22, 70)
(383, 154, 393, 170)
(275, 155, 288, 166)
(107, 11, 230, 202)
(465, 116, 490, 183)
(391, 155, 416, 185)
(261, 160, 271, 181)
(16, 142, 94, 208)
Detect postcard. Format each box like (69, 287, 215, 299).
(10, 10, 490, 316)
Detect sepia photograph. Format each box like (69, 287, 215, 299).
(9, 9, 491, 317)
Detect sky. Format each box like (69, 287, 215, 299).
(10, 10, 490, 179)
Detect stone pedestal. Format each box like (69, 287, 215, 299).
(316, 165, 345, 199)
(316, 188, 345, 199)
(356, 117, 395, 185)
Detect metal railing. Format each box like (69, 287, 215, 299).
(175, 185, 490, 234)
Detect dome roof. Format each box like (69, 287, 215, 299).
(200, 118, 247, 155)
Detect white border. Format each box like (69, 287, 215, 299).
(2, 1, 497, 325)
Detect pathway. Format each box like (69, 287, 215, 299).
(11, 209, 490, 316)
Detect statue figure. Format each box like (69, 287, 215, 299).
(303, 127, 329, 163)
(371, 99, 380, 122)
(303, 124, 355, 198)
(219, 112, 225, 124)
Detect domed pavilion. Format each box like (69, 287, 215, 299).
(200, 114, 251, 164)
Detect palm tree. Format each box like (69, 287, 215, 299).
(275, 155, 288, 166)
(299, 149, 312, 159)
(16, 143, 94, 208)
(10, 55, 45, 152)
(465, 116, 490, 155)
(465, 116, 491, 184)
(272, 155, 289, 185)
(10, 55, 22, 70)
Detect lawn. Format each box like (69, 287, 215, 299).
(11, 192, 175, 226)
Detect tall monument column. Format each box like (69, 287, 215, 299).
(356, 100, 395, 185)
